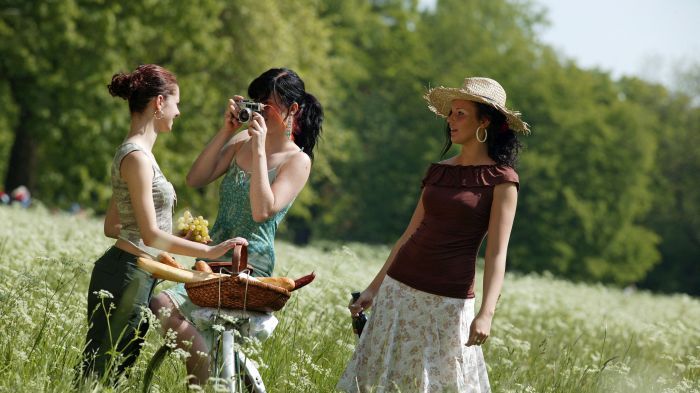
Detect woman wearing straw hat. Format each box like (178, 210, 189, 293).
(338, 77, 529, 393)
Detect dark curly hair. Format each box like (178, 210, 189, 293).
(440, 102, 522, 167)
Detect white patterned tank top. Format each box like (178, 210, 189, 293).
(111, 142, 176, 249)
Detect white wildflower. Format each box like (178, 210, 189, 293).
(158, 306, 172, 318)
(172, 348, 191, 360)
(93, 289, 113, 299)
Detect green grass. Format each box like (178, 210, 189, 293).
(1, 205, 699, 392)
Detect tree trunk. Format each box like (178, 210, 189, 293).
(4, 107, 37, 194)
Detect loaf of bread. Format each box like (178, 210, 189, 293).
(257, 277, 295, 291)
(257, 272, 316, 291)
(194, 260, 214, 273)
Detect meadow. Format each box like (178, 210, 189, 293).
(1, 205, 698, 392)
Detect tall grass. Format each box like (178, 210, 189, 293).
(1, 206, 698, 392)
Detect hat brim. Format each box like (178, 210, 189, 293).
(424, 87, 530, 134)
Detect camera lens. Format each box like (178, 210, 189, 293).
(237, 108, 252, 123)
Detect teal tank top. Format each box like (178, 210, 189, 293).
(207, 155, 295, 277)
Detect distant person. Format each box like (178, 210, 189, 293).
(10, 185, 31, 208)
(149, 67, 323, 385)
(0, 190, 10, 205)
(337, 77, 529, 393)
(80, 64, 247, 383)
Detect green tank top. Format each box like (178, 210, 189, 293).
(207, 154, 296, 277)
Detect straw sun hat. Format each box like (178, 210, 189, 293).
(424, 77, 530, 133)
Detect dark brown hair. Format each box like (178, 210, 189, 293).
(108, 64, 178, 113)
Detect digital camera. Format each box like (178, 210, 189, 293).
(235, 100, 265, 123)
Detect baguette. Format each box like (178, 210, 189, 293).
(292, 272, 316, 291)
(137, 257, 224, 283)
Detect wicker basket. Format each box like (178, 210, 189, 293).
(185, 245, 291, 312)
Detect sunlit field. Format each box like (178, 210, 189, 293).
(1, 206, 698, 392)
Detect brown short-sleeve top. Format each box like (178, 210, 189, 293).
(386, 163, 519, 299)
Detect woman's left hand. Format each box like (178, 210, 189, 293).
(248, 112, 267, 152)
(466, 314, 492, 347)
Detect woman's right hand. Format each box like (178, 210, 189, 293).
(223, 96, 245, 133)
(204, 237, 248, 259)
(348, 288, 376, 317)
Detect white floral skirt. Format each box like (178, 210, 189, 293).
(336, 276, 490, 393)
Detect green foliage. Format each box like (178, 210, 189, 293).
(1, 0, 699, 290)
(620, 77, 700, 295)
(509, 65, 661, 285)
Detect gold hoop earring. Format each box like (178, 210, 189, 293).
(154, 109, 165, 120)
(476, 126, 488, 143)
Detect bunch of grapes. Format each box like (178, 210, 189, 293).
(176, 210, 211, 243)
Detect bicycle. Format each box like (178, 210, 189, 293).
(143, 307, 276, 393)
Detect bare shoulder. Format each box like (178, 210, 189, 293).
(289, 151, 311, 165)
(120, 149, 151, 170)
(279, 150, 311, 175)
(120, 150, 152, 181)
(289, 150, 311, 166)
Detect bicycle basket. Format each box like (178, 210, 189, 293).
(185, 244, 291, 312)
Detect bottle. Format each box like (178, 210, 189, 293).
(351, 291, 367, 337)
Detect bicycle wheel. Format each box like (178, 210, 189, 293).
(208, 335, 265, 393)
(237, 351, 266, 393)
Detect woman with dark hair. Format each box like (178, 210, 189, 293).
(150, 67, 324, 385)
(81, 65, 246, 382)
(338, 77, 529, 393)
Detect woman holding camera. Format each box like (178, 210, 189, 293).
(150, 67, 324, 385)
(337, 77, 529, 393)
(80, 64, 247, 383)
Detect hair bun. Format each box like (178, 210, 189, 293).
(107, 72, 133, 100)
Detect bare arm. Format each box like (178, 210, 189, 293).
(466, 182, 518, 346)
(245, 111, 312, 222)
(249, 149, 311, 222)
(186, 98, 248, 188)
(103, 196, 120, 239)
(186, 129, 246, 188)
(121, 151, 242, 259)
(349, 191, 426, 315)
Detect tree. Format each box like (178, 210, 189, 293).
(0, 0, 234, 207)
(0, 0, 338, 241)
(621, 74, 700, 295)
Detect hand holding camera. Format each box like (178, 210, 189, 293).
(247, 110, 268, 151)
(224, 96, 266, 132)
(223, 96, 244, 132)
(224, 96, 268, 149)
(235, 99, 265, 124)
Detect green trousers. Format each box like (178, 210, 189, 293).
(81, 246, 157, 380)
